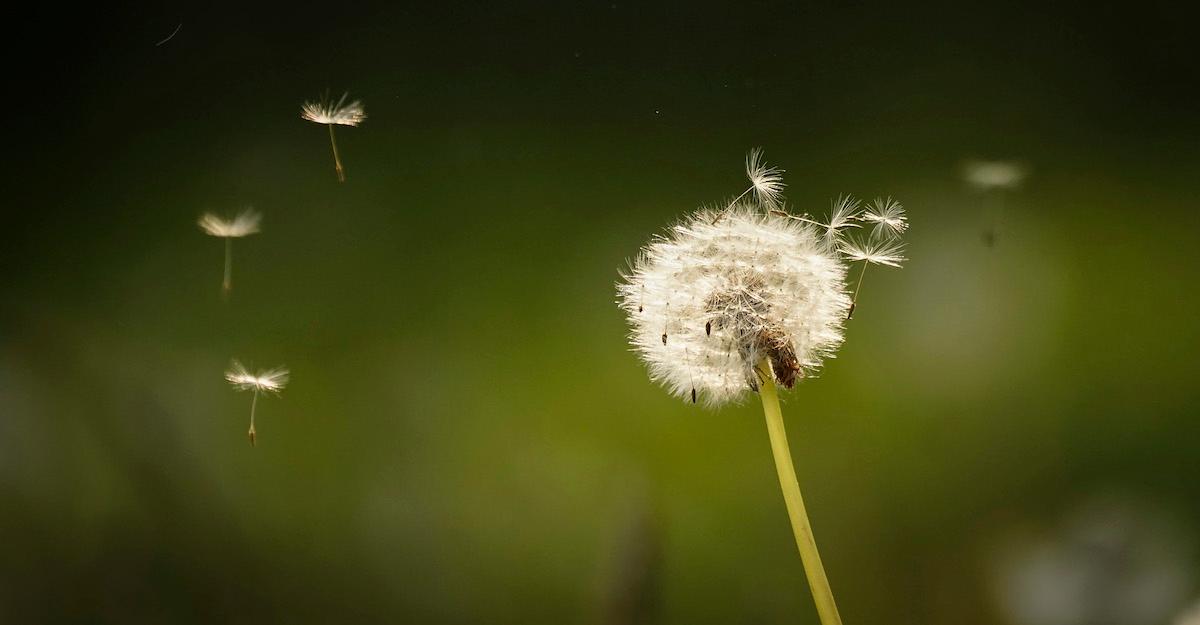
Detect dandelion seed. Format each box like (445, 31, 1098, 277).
(840, 235, 907, 268)
(963, 160, 1028, 247)
(713, 148, 785, 223)
(825, 195, 863, 234)
(224, 359, 289, 446)
(301, 92, 366, 182)
(859, 197, 908, 238)
(963, 159, 1027, 190)
(616, 151, 908, 625)
(772, 195, 862, 251)
(197, 208, 261, 296)
(840, 234, 906, 319)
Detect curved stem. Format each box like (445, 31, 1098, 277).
(328, 124, 345, 182)
(758, 364, 843, 625)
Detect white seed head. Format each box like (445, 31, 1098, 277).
(860, 197, 909, 238)
(225, 360, 290, 394)
(198, 209, 261, 238)
(745, 147, 786, 209)
(301, 92, 367, 126)
(963, 159, 1028, 190)
(618, 206, 852, 406)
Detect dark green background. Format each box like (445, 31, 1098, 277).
(2, 3, 1198, 623)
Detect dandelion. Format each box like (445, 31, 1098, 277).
(301, 92, 366, 182)
(197, 208, 261, 296)
(712, 147, 786, 223)
(224, 359, 289, 446)
(963, 159, 1028, 247)
(963, 159, 1027, 190)
(616, 150, 909, 625)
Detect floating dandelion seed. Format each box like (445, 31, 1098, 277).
(224, 360, 289, 446)
(840, 235, 907, 268)
(963, 159, 1028, 247)
(840, 231, 906, 319)
(197, 208, 261, 296)
(712, 147, 786, 223)
(301, 92, 366, 182)
(963, 159, 1027, 190)
(616, 150, 909, 625)
(860, 196, 909, 238)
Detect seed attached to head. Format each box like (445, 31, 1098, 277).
(615, 149, 908, 406)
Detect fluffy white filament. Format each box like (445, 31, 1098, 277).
(745, 147, 786, 209)
(963, 160, 1027, 190)
(619, 151, 909, 406)
(301, 93, 367, 126)
(618, 205, 852, 406)
(197, 209, 261, 238)
(225, 360, 290, 394)
(860, 197, 909, 238)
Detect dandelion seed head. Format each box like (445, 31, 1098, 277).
(860, 197, 908, 238)
(963, 159, 1028, 190)
(225, 360, 290, 394)
(617, 207, 851, 406)
(301, 92, 366, 126)
(745, 147, 786, 209)
(198, 209, 261, 238)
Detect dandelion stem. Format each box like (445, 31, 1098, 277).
(848, 261, 868, 319)
(248, 389, 259, 446)
(769, 210, 826, 229)
(222, 237, 233, 295)
(758, 363, 843, 625)
(328, 124, 345, 182)
(712, 186, 754, 224)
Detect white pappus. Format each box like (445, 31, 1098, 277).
(616, 150, 908, 407)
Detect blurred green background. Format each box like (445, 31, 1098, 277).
(2, 3, 1198, 623)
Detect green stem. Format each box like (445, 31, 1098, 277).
(328, 124, 345, 182)
(758, 363, 843, 625)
